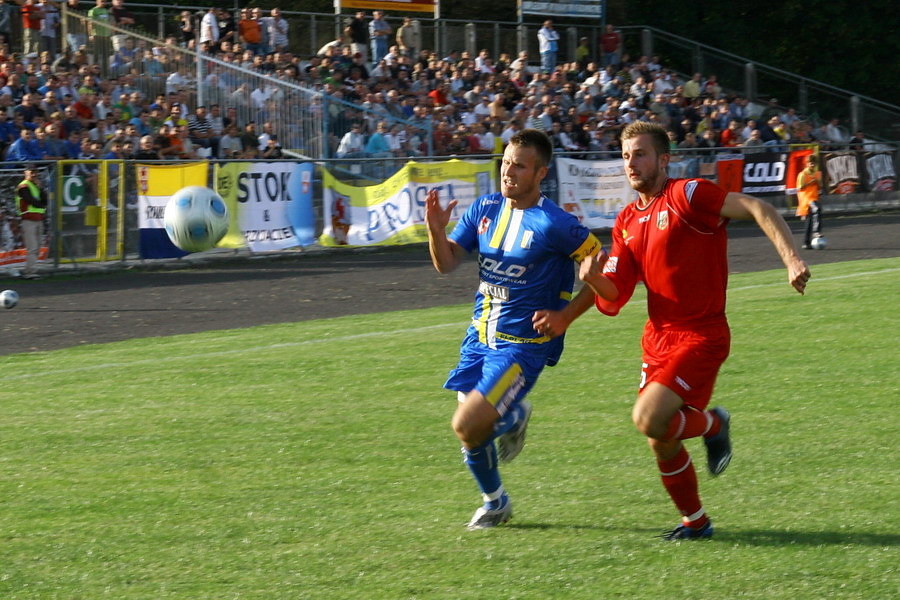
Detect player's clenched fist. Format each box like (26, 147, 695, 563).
(578, 250, 608, 283)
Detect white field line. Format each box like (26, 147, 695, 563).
(2, 266, 898, 383)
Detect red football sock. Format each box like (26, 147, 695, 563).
(658, 445, 708, 528)
(664, 407, 719, 440)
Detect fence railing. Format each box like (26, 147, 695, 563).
(623, 26, 900, 141)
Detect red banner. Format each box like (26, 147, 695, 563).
(715, 154, 743, 194)
(785, 147, 816, 196)
(338, 0, 438, 14)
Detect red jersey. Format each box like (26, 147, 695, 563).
(596, 178, 730, 329)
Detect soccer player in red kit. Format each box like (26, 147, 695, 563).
(579, 121, 811, 540)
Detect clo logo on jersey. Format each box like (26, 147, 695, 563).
(478, 216, 491, 235)
(479, 256, 528, 278)
(657, 210, 669, 230)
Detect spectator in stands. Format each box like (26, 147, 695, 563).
(369, 10, 391, 64)
(238, 8, 261, 56)
(178, 10, 195, 49)
(336, 121, 365, 158)
(0, 0, 14, 48)
(7, 127, 42, 161)
(537, 20, 559, 74)
(758, 116, 781, 145)
(824, 117, 848, 146)
(217, 124, 241, 158)
(345, 11, 368, 63)
(39, 0, 60, 59)
(265, 8, 288, 53)
(20, 0, 43, 57)
(600, 23, 621, 67)
(396, 16, 416, 58)
(742, 128, 764, 153)
(187, 104, 216, 157)
(719, 119, 743, 147)
(87, 0, 114, 60)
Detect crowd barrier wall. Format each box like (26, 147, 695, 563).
(1, 144, 896, 273)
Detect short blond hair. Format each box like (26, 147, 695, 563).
(621, 121, 670, 156)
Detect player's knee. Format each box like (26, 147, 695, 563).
(632, 404, 668, 439)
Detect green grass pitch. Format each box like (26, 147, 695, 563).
(0, 258, 897, 599)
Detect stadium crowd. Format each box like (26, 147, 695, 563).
(0, 3, 862, 165)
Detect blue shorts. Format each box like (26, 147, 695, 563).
(443, 331, 548, 418)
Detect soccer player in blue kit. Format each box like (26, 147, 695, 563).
(425, 129, 603, 529)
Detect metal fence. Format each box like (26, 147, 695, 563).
(622, 26, 900, 141)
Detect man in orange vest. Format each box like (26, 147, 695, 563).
(795, 154, 823, 249)
(16, 164, 48, 279)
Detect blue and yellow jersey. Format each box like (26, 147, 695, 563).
(450, 192, 601, 365)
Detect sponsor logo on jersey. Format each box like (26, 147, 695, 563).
(479, 280, 510, 301)
(603, 256, 618, 273)
(675, 376, 692, 391)
(657, 210, 669, 230)
(685, 180, 699, 202)
(478, 256, 528, 279)
(478, 216, 491, 235)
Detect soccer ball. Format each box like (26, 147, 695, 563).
(1, 289, 18, 309)
(163, 186, 229, 253)
(810, 236, 827, 250)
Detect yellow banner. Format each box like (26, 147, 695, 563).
(321, 159, 496, 247)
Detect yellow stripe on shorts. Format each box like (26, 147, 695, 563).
(484, 362, 523, 407)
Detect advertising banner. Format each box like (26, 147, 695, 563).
(520, 1, 602, 17)
(320, 159, 496, 247)
(216, 161, 316, 252)
(741, 151, 788, 195)
(715, 153, 743, 193)
(824, 152, 860, 194)
(864, 151, 897, 192)
(555, 156, 633, 229)
(785, 146, 817, 196)
(136, 162, 208, 259)
(338, 0, 438, 14)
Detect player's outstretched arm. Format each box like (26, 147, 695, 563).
(721, 192, 811, 294)
(578, 251, 619, 300)
(425, 188, 466, 273)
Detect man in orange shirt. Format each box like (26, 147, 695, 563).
(238, 7, 262, 55)
(795, 154, 823, 248)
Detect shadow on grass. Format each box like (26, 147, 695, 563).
(720, 529, 900, 547)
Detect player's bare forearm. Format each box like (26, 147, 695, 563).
(425, 188, 462, 273)
(578, 252, 619, 301)
(722, 192, 811, 294)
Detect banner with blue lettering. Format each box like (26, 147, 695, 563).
(216, 161, 316, 251)
(320, 159, 496, 246)
(136, 162, 208, 258)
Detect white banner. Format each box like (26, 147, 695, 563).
(521, 1, 602, 17)
(555, 156, 633, 229)
(216, 161, 308, 252)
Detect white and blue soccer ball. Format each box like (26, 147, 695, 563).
(810, 236, 827, 250)
(1, 289, 18, 309)
(163, 186, 229, 253)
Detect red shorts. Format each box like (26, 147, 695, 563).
(639, 321, 731, 409)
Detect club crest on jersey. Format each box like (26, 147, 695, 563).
(657, 210, 669, 230)
(478, 216, 491, 235)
